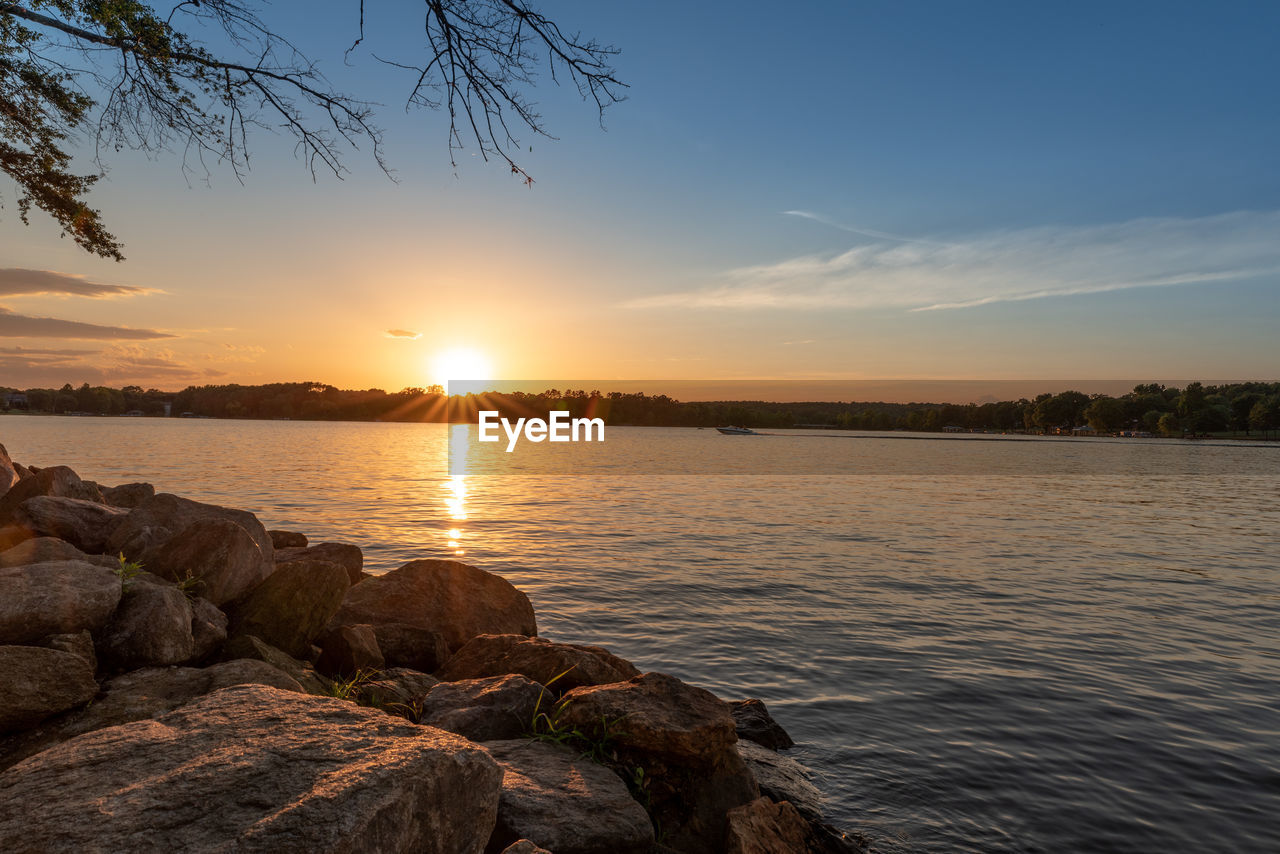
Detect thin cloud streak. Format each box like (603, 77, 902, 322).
(783, 210, 946, 245)
(385, 329, 422, 339)
(0, 307, 176, 339)
(0, 269, 154, 299)
(628, 211, 1280, 312)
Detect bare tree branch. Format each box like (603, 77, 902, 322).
(0, 0, 625, 257)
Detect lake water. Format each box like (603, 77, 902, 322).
(4, 416, 1278, 852)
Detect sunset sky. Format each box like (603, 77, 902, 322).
(1, 1, 1278, 395)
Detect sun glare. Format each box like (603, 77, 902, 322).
(430, 347, 493, 388)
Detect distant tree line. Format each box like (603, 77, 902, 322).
(0, 383, 172, 416)
(4, 381, 1279, 437)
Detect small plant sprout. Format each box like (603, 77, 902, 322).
(325, 669, 383, 704)
(174, 572, 204, 601)
(114, 554, 144, 591)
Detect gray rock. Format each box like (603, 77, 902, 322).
(39, 630, 97, 672)
(438, 634, 640, 693)
(14, 495, 127, 553)
(268, 529, 308, 549)
(0, 684, 503, 854)
(418, 674, 548, 742)
(729, 698, 796, 750)
(736, 740, 825, 819)
(189, 596, 229, 662)
(374, 622, 450, 673)
(0, 645, 97, 733)
(317, 624, 384, 677)
(332, 559, 536, 655)
(145, 517, 270, 606)
(483, 739, 655, 854)
(97, 580, 195, 671)
(221, 635, 332, 696)
(277, 541, 363, 585)
(0, 561, 121, 644)
(229, 558, 349, 658)
(100, 481, 155, 508)
(0, 659, 305, 771)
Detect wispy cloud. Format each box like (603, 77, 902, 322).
(0, 269, 155, 299)
(0, 344, 218, 385)
(627, 210, 1280, 311)
(0, 307, 175, 339)
(385, 329, 422, 339)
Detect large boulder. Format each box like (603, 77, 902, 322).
(0, 685, 504, 853)
(483, 739, 655, 854)
(221, 635, 332, 696)
(106, 491, 273, 571)
(729, 699, 796, 750)
(13, 495, 127, 554)
(0, 646, 97, 733)
(438, 634, 640, 693)
(560, 672, 739, 764)
(144, 517, 270, 606)
(0, 536, 115, 569)
(0, 561, 121, 644)
(724, 798, 810, 854)
(317, 624, 384, 677)
(558, 672, 759, 852)
(332, 559, 536, 655)
(418, 674, 548, 742)
(374, 622, 450, 673)
(0, 465, 103, 526)
(97, 580, 195, 671)
(0, 659, 304, 771)
(228, 558, 350, 658)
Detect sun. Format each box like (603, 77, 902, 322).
(430, 347, 494, 388)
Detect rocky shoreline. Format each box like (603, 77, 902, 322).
(0, 444, 866, 853)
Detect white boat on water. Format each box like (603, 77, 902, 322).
(716, 426, 757, 435)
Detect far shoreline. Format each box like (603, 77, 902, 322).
(4, 410, 1276, 445)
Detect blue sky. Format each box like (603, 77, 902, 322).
(0, 1, 1277, 391)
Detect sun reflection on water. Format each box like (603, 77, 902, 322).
(443, 475, 467, 555)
